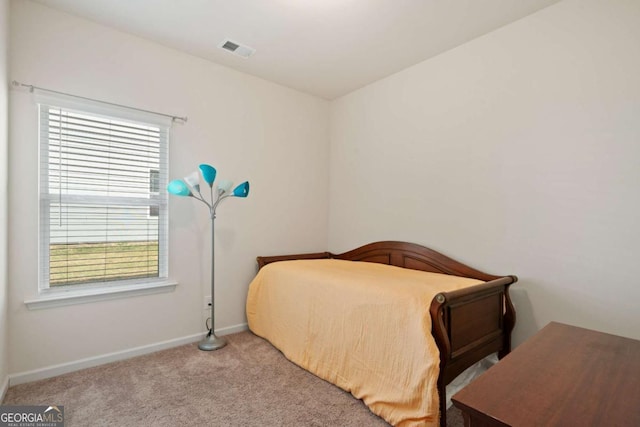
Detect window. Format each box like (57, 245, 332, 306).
(38, 96, 169, 292)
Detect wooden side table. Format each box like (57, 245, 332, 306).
(452, 322, 640, 426)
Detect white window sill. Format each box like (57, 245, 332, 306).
(24, 280, 178, 310)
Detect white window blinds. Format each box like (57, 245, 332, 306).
(38, 99, 169, 289)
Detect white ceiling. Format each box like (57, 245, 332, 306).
(34, 0, 560, 100)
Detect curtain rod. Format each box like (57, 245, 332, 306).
(11, 80, 188, 123)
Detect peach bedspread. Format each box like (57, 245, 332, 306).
(246, 259, 484, 426)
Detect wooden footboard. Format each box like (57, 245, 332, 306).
(256, 241, 517, 427)
(430, 276, 516, 426)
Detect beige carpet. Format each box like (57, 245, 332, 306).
(3, 331, 464, 426)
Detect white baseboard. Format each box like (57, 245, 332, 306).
(1, 375, 8, 403)
(216, 322, 249, 336)
(9, 323, 248, 386)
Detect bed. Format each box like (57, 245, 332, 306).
(246, 241, 517, 427)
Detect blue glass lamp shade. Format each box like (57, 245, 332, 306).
(198, 164, 217, 187)
(167, 179, 192, 197)
(233, 181, 250, 198)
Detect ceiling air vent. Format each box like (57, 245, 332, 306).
(218, 38, 256, 59)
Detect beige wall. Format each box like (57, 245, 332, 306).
(8, 1, 329, 374)
(329, 0, 640, 345)
(7, 0, 640, 379)
(0, 0, 9, 397)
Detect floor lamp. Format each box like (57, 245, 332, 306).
(167, 164, 250, 351)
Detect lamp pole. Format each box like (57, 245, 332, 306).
(198, 208, 227, 351)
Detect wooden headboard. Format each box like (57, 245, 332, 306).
(258, 241, 502, 282)
(332, 241, 502, 281)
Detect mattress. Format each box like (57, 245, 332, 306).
(246, 259, 484, 426)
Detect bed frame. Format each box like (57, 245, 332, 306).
(256, 241, 518, 427)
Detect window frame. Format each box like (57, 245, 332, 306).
(31, 92, 175, 307)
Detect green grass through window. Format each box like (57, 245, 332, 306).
(50, 241, 159, 286)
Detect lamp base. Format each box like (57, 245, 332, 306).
(198, 332, 227, 351)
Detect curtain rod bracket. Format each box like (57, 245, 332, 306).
(12, 80, 34, 93)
